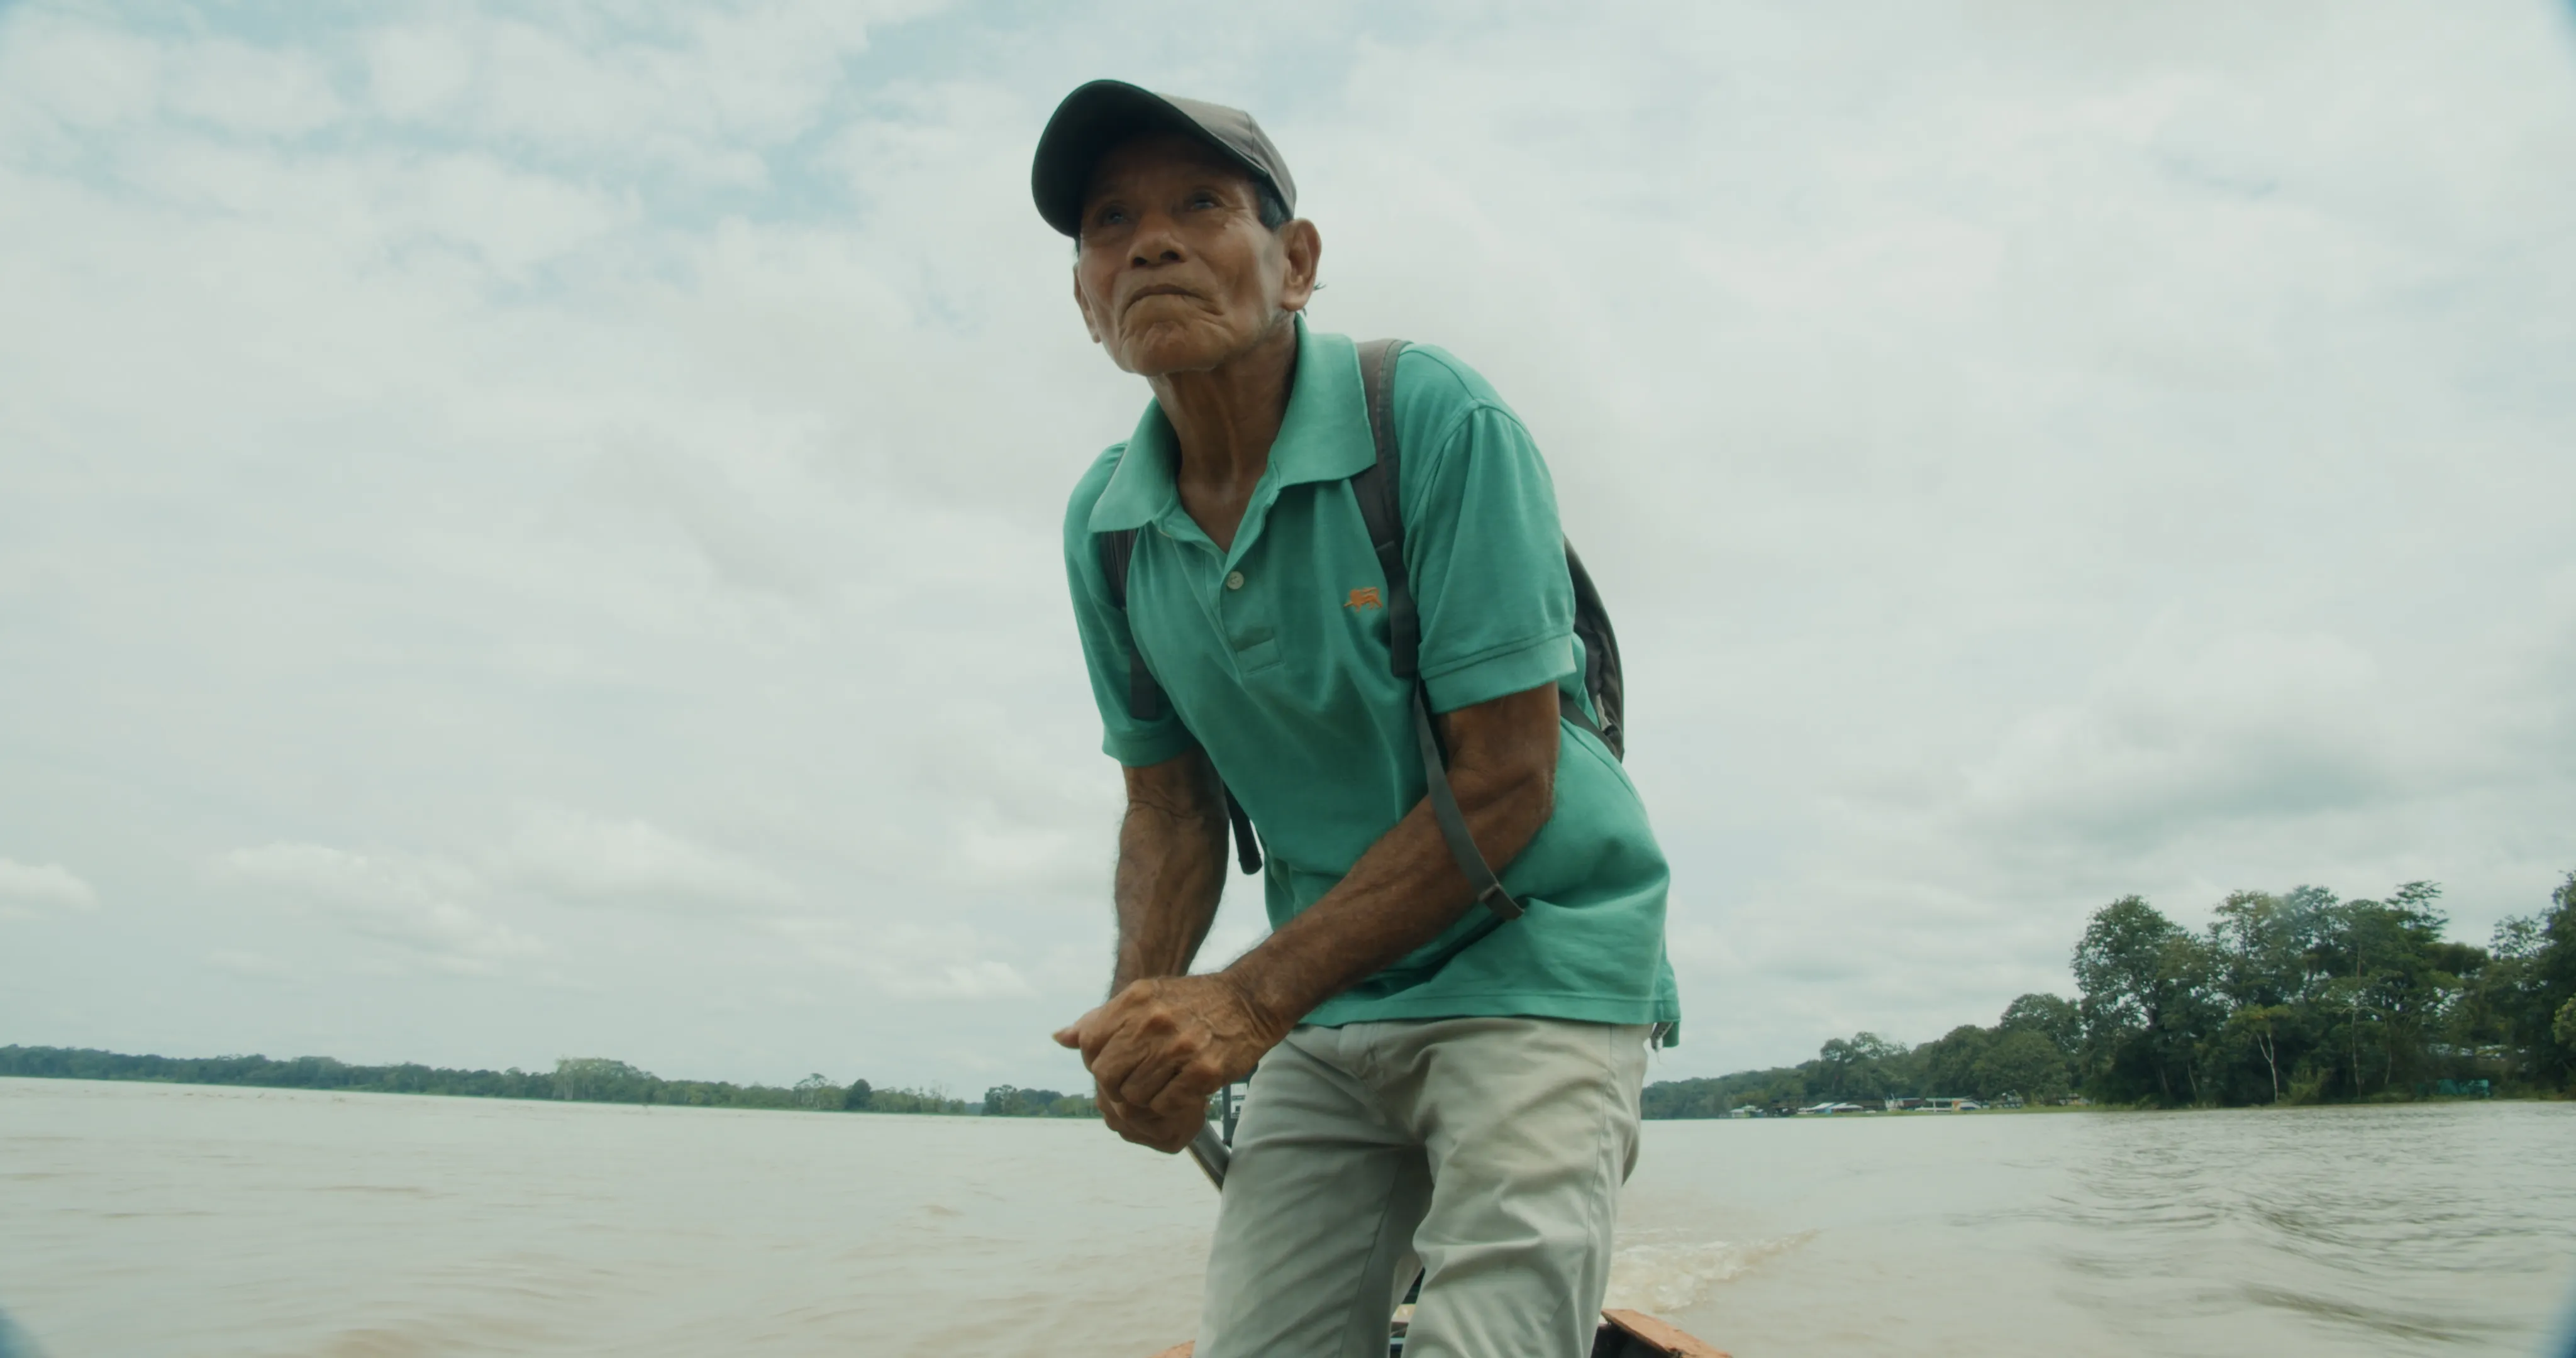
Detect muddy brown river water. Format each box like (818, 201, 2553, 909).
(3, 1078, 2570, 1356)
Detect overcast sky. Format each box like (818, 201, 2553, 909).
(3, 0, 2572, 1093)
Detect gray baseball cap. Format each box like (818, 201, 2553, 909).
(1031, 80, 1296, 238)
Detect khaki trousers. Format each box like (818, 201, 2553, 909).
(1196, 1017, 1651, 1358)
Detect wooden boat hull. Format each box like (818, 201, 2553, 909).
(1148, 1307, 1728, 1357)
(1592, 1308, 1730, 1357)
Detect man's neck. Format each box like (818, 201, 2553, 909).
(1148, 320, 1299, 528)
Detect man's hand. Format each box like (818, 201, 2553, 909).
(1086, 1078, 1207, 1152)
(1061, 686, 1557, 1154)
(1053, 973, 1287, 1153)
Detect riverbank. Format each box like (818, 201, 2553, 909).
(10, 1042, 2560, 1127)
(0, 1045, 985, 1117)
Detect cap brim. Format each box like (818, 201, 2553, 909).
(1031, 79, 1268, 238)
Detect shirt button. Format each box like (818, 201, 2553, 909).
(1224, 571, 1246, 591)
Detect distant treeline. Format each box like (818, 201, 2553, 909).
(0, 1047, 1098, 1120)
(1645, 873, 2576, 1117)
(19, 873, 2569, 1123)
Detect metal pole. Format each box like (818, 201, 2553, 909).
(1185, 1123, 1230, 1190)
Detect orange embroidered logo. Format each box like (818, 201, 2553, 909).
(1346, 587, 1384, 610)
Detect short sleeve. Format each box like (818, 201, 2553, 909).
(1395, 353, 1579, 714)
(1063, 449, 1201, 767)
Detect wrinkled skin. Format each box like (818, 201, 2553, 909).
(1055, 969, 1283, 1152)
(1070, 133, 1319, 384)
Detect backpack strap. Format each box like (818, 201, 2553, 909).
(1561, 545, 1618, 755)
(1352, 340, 1523, 923)
(1350, 342, 1420, 680)
(1221, 790, 1262, 875)
(1098, 525, 1263, 875)
(1097, 528, 1165, 722)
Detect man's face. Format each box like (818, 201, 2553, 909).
(1072, 133, 1318, 377)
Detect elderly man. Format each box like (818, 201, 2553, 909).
(1038, 80, 1679, 1357)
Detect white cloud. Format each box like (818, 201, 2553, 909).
(916, 958, 1040, 1001)
(362, 25, 476, 122)
(163, 39, 344, 137)
(0, 858, 99, 920)
(0, 9, 160, 132)
(567, 438, 823, 598)
(209, 843, 543, 973)
(208, 949, 292, 977)
(357, 4, 932, 184)
(397, 153, 635, 273)
(1956, 630, 2393, 844)
(769, 918, 1041, 1000)
(502, 805, 799, 912)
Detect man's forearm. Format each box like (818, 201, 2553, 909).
(1223, 684, 1558, 1030)
(1111, 752, 1230, 993)
(1058, 688, 1558, 1151)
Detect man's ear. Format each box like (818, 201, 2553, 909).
(1277, 219, 1322, 314)
(1074, 268, 1104, 345)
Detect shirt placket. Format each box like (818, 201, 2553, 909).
(1149, 468, 1294, 680)
(1215, 473, 1296, 676)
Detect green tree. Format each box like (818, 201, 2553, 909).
(980, 1085, 1073, 1117)
(2158, 931, 2227, 1104)
(2462, 917, 2534, 1056)
(1973, 1029, 2071, 1103)
(2071, 897, 2226, 1104)
(2529, 875, 2576, 1087)
(792, 1073, 838, 1110)
(1997, 993, 2080, 1059)
(1814, 1032, 1906, 1102)
(2074, 897, 2181, 1102)
(2224, 1004, 2299, 1103)
(2302, 885, 2460, 1097)
(1914, 1025, 1990, 1098)
(867, 1085, 968, 1115)
(0, 1046, 953, 1115)
(553, 1057, 653, 1103)
(2209, 891, 2302, 1008)
(1639, 1078, 1729, 1118)
(2074, 897, 2177, 1039)
(1630, 868, 2573, 1116)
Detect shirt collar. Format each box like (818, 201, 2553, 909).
(1085, 320, 1375, 534)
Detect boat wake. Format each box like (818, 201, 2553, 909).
(1603, 1232, 1812, 1314)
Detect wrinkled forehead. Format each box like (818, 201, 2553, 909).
(1080, 132, 1263, 209)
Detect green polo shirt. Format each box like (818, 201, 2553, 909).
(1062, 323, 1679, 1035)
